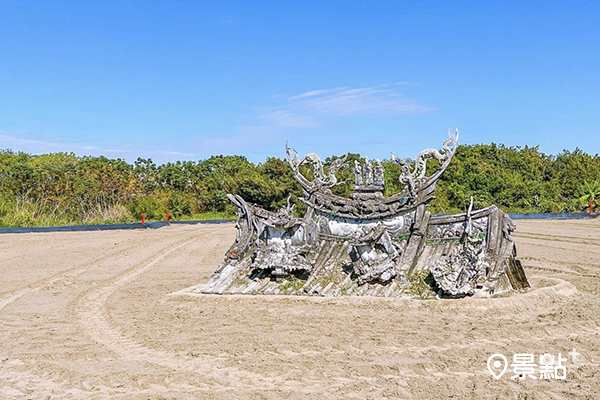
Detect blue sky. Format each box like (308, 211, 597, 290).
(1, 1, 598, 164)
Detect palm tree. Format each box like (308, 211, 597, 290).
(579, 179, 600, 214)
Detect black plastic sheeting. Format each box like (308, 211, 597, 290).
(508, 212, 598, 220)
(0, 219, 234, 234)
(0, 213, 597, 234)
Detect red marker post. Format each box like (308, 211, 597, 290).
(166, 210, 170, 221)
(141, 213, 146, 225)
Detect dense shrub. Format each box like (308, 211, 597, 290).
(0, 144, 598, 227)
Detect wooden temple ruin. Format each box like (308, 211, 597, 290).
(198, 130, 530, 297)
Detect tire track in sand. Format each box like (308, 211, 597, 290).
(0, 237, 142, 312)
(75, 236, 285, 391)
(513, 231, 600, 246)
(0, 235, 183, 398)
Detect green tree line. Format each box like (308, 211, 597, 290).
(0, 143, 598, 227)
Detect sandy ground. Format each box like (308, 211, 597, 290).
(0, 219, 598, 399)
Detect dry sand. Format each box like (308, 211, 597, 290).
(0, 219, 598, 399)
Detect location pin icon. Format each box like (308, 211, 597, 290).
(487, 354, 508, 380)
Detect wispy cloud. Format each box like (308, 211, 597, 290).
(161, 150, 197, 157)
(0, 133, 131, 155)
(190, 126, 287, 155)
(252, 84, 434, 130)
(0, 132, 201, 162)
(288, 87, 348, 100)
(0, 84, 434, 164)
(292, 86, 433, 117)
(256, 110, 322, 129)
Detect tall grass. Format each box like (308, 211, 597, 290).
(189, 211, 236, 221)
(0, 195, 133, 227)
(0, 195, 235, 228)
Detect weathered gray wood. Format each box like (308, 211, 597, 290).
(198, 132, 530, 298)
(399, 204, 430, 275)
(384, 281, 399, 297)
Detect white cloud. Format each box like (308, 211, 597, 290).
(0, 131, 202, 162)
(161, 150, 197, 157)
(249, 84, 434, 131)
(256, 110, 323, 129)
(288, 87, 349, 100)
(0, 83, 434, 163)
(0, 133, 130, 155)
(291, 86, 433, 117)
(0, 133, 60, 149)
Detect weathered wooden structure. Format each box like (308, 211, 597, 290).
(198, 131, 530, 297)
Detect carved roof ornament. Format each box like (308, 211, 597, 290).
(392, 129, 458, 198)
(286, 129, 459, 220)
(285, 144, 349, 192)
(198, 130, 530, 298)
